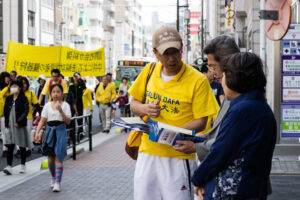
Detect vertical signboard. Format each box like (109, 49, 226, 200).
(281, 24, 300, 138)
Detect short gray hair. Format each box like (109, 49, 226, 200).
(204, 35, 240, 62)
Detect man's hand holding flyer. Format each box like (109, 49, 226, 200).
(112, 117, 205, 146)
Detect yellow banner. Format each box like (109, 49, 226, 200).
(5, 41, 105, 77)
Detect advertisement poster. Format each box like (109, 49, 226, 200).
(281, 24, 300, 138)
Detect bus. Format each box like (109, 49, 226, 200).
(115, 57, 156, 88)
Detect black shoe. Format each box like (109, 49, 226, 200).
(14, 150, 21, 158)
(79, 133, 85, 140)
(26, 150, 31, 157)
(2, 150, 7, 157)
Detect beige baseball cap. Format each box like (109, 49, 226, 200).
(152, 26, 182, 55)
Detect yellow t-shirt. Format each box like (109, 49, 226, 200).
(95, 82, 116, 104)
(82, 88, 93, 110)
(24, 90, 39, 119)
(0, 93, 4, 116)
(1, 87, 11, 100)
(41, 79, 68, 101)
(0, 87, 11, 116)
(128, 62, 219, 159)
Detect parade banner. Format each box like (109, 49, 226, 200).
(5, 41, 105, 77)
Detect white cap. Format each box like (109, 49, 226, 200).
(38, 74, 46, 80)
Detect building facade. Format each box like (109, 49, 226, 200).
(114, 0, 143, 68)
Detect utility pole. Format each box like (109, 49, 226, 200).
(201, 0, 204, 58)
(260, 0, 266, 68)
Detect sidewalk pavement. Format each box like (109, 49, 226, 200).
(0, 126, 133, 195)
(0, 126, 299, 200)
(271, 156, 300, 175)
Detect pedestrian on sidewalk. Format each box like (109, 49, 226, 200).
(0, 72, 11, 157)
(191, 52, 277, 200)
(14, 76, 40, 158)
(95, 76, 116, 133)
(68, 72, 86, 136)
(36, 84, 71, 192)
(3, 80, 30, 175)
(129, 26, 218, 200)
(82, 78, 93, 134)
(113, 90, 127, 117)
(38, 69, 68, 105)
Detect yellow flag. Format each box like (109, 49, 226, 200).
(5, 41, 105, 77)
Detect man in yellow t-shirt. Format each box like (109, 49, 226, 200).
(95, 76, 116, 133)
(128, 26, 218, 200)
(38, 69, 68, 105)
(82, 78, 93, 134)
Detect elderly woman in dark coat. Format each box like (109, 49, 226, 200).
(192, 52, 277, 200)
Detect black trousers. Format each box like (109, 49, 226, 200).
(5, 144, 26, 165)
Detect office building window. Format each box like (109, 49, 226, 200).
(28, 11, 35, 27)
(41, 19, 54, 33)
(28, 38, 35, 45)
(41, 0, 54, 8)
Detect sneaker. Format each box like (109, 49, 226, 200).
(1, 150, 7, 157)
(103, 129, 110, 133)
(19, 165, 26, 174)
(53, 182, 61, 192)
(3, 166, 12, 175)
(50, 178, 56, 188)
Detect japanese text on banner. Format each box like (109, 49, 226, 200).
(5, 41, 105, 77)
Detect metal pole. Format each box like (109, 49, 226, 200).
(72, 120, 76, 160)
(201, 0, 204, 58)
(177, 0, 179, 31)
(89, 114, 92, 151)
(260, 0, 266, 68)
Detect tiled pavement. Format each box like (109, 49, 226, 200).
(0, 131, 300, 200)
(0, 133, 136, 200)
(271, 156, 300, 175)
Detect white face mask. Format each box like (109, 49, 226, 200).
(10, 87, 19, 94)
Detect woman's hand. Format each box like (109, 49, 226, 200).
(34, 133, 41, 143)
(56, 103, 63, 113)
(14, 123, 19, 128)
(194, 186, 205, 200)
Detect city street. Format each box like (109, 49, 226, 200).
(0, 0, 300, 199)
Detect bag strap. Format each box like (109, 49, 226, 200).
(185, 159, 192, 197)
(49, 79, 53, 88)
(142, 62, 156, 104)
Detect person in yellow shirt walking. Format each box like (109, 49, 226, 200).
(128, 26, 218, 200)
(0, 72, 11, 157)
(82, 78, 93, 134)
(95, 76, 116, 133)
(38, 69, 68, 105)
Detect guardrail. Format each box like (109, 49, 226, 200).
(66, 114, 93, 160)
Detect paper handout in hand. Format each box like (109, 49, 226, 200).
(111, 117, 149, 133)
(148, 118, 205, 146)
(111, 117, 206, 146)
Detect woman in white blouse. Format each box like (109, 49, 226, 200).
(36, 84, 71, 192)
